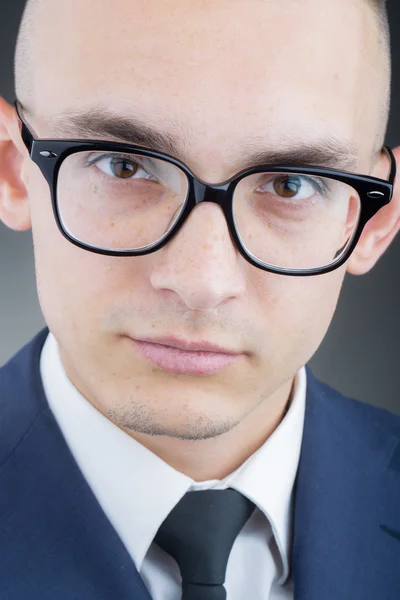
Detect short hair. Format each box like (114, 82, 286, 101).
(14, 0, 392, 151)
(365, 0, 392, 155)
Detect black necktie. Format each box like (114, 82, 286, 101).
(154, 488, 256, 599)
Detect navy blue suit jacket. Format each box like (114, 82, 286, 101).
(1, 327, 400, 599)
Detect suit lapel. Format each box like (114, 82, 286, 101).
(292, 368, 400, 600)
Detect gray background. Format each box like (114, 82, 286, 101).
(0, 0, 399, 413)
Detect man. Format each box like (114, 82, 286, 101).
(0, 0, 399, 598)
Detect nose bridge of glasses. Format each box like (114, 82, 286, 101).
(192, 179, 231, 207)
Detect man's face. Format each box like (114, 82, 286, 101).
(15, 0, 388, 440)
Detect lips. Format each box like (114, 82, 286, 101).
(128, 336, 243, 375)
(135, 336, 240, 355)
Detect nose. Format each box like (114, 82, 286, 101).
(149, 202, 247, 311)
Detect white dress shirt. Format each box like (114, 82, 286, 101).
(40, 331, 306, 599)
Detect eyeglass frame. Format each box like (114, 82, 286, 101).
(14, 99, 397, 277)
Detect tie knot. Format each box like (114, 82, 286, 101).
(154, 488, 256, 596)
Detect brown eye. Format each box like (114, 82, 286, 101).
(273, 175, 302, 198)
(111, 158, 138, 179)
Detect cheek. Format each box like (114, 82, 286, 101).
(253, 267, 346, 365)
(28, 169, 117, 329)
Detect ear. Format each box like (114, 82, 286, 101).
(0, 96, 32, 231)
(346, 146, 400, 276)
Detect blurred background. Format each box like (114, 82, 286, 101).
(0, 0, 399, 413)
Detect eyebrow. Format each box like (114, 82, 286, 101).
(51, 107, 360, 172)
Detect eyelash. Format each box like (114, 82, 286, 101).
(84, 152, 145, 168)
(82, 152, 330, 202)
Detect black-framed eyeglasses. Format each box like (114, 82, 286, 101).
(14, 99, 396, 277)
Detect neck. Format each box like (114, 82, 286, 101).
(119, 377, 295, 481)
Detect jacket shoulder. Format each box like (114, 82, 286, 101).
(308, 368, 400, 438)
(0, 328, 50, 467)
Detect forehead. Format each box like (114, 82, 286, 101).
(31, 0, 380, 169)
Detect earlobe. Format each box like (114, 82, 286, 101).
(346, 146, 400, 276)
(0, 97, 32, 232)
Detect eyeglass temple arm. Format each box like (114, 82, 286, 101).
(14, 99, 38, 151)
(383, 146, 397, 187)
